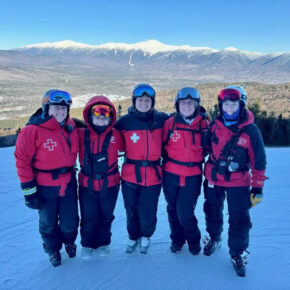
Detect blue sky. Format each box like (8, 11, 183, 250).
(0, 0, 289, 52)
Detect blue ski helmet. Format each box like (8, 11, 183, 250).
(174, 87, 200, 112)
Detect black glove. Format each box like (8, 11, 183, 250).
(24, 192, 43, 210)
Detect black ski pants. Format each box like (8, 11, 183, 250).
(38, 177, 79, 254)
(122, 181, 161, 241)
(163, 171, 202, 247)
(203, 179, 252, 257)
(79, 185, 119, 249)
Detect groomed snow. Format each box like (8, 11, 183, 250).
(0, 147, 289, 290)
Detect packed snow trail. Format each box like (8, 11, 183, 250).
(0, 147, 289, 290)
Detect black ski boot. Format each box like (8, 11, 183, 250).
(203, 237, 221, 256)
(188, 244, 201, 256)
(170, 243, 183, 253)
(49, 251, 61, 267)
(65, 243, 77, 258)
(231, 254, 247, 277)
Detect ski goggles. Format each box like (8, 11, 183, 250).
(175, 87, 200, 103)
(218, 88, 241, 102)
(92, 104, 111, 118)
(133, 84, 155, 98)
(43, 90, 72, 105)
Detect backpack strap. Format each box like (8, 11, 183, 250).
(83, 129, 94, 194)
(101, 130, 113, 153)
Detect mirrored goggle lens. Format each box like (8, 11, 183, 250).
(219, 88, 241, 101)
(92, 105, 111, 118)
(133, 85, 155, 98)
(177, 88, 199, 100)
(49, 91, 72, 105)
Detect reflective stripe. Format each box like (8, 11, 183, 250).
(22, 186, 37, 196)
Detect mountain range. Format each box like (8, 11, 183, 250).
(0, 40, 289, 121)
(1, 39, 290, 85)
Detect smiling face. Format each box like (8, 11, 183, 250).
(222, 100, 240, 116)
(92, 114, 110, 126)
(135, 96, 152, 113)
(178, 99, 196, 118)
(48, 104, 68, 123)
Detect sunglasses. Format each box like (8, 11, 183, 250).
(92, 104, 111, 118)
(133, 85, 155, 98)
(43, 90, 72, 106)
(218, 88, 241, 102)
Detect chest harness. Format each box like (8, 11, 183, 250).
(81, 128, 118, 194)
(162, 116, 204, 169)
(209, 123, 249, 182)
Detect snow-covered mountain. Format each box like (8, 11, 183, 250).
(5, 39, 288, 83)
(16, 39, 263, 61)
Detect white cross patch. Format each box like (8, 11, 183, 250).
(44, 139, 57, 151)
(130, 132, 140, 143)
(170, 131, 180, 142)
(110, 136, 116, 143)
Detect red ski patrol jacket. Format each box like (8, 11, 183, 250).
(162, 111, 210, 186)
(115, 106, 169, 186)
(204, 110, 266, 189)
(15, 109, 79, 196)
(78, 96, 124, 192)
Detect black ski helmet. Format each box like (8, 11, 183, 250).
(132, 83, 156, 108)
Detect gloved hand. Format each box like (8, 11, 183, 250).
(250, 187, 263, 207)
(24, 192, 43, 210)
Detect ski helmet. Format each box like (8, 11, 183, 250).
(132, 83, 156, 108)
(42, 89, 72, 117)
(224, 85, 247, 105)
(174, 87, 200, 112)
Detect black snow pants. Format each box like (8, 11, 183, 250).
(203, 179, 252, 257)
(79, 185, 119, 249)
(38, 177, 79, 254)
(163, 171, 202, 248)
(122, 181, 161, 241)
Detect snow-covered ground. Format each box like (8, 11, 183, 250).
(72, 94, 128, 109)
(0, 147, 289, 290)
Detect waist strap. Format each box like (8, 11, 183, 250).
(124, 158, 161, 183)
(81, 166, 118, 194)
(164, 156, 203, 168)
(33, 166, 75, 180)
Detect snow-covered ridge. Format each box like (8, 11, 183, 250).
(19, 39, 264, 57)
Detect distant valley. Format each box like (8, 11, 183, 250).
(0, 40, 289, 125)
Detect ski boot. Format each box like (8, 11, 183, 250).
(81, 247, 94, 259)
(140, 237, 150, 254)
(65, 243, 77, 258)
(126, 239, 139, 254)
(98, 245, 110, 256)
(170, 243, 183, 253)
(49, 251, 61, 267)
(231, 254, 247, 277)
(203, 236, 221, 256)
(188, 244, 201, 256)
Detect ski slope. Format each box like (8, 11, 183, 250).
(0, 147, 289, 290)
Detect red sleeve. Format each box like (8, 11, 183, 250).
(162, 118, 170, 143)
(14, 126, 37, 185)
(114, 129, 125, 153)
